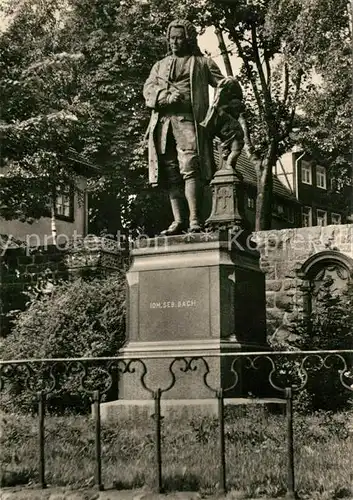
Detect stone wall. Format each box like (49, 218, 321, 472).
(0, 237, 126, 336)
(254, 224, 353, 340)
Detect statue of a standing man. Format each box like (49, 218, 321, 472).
(143, 19, 225, 235)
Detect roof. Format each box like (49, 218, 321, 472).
(236, 152, 297, 201)
(213, 142, 297, 202)
(67, 148, 100, 176)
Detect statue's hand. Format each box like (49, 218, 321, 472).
(167, 90, 183, 104)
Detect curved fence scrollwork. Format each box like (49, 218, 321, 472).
(1, 350, 352, 498)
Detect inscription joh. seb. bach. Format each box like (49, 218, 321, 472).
(150, 299, 197, 309)
(139, 268, 210, 341)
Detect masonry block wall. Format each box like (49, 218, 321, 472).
(254, 224, 353, 338)
(0, 238, 126, 336)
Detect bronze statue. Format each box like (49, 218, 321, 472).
(143, 19, 225, 235)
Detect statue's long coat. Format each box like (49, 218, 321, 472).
(143, 55, 224, 186)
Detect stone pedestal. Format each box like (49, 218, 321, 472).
(101, 230, 268, 420)
(206, 167, 243, 229)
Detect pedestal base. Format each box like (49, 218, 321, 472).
(101, 399, 220, 421)
(116, 338, 267, 401)
(100, 397, 285, 421)
(105, 232, 269, 420)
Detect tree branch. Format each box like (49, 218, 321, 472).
(282, 62, 289, 105)
(214, 26, 233, 76)
(280, 68, 303, 140)
(265, 53, 271, 89)
(227, 24, 266, 119)
(250, 24, 272, 114)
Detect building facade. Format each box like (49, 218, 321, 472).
(235, 153, 300, 230)
(275, 151, 350, 228)
(0, 177, 88, 246)
(0, 152, 96, 245)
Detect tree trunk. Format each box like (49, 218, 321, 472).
(255, 158, 274, 231)
(51, 198, 57, 244)
(214, 27, 233, 77)
(255, 164, 266, 231)
(263, 165, 273, 229)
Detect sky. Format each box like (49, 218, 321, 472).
(199, 27, 241, 76)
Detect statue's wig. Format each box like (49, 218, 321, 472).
(166, 19, 202, 56)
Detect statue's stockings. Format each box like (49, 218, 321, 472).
(169, 177, 202, 229)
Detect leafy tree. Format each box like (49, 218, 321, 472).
(156, 0, 351, 229)
(0, 0, 93, 235)
(0, 0, 172, 235)
(297, 21, 352, 219)
(0, 273, 126, 413)
(60, 0, 167, 235)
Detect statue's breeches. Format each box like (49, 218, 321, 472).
(156, 116, 200, 184)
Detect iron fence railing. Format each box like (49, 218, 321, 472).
(1, 350, 353, 498)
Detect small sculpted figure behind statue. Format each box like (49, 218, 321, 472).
(201, 76, 245, 170)
(143, 19, 225, 235)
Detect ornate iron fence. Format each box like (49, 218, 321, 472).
(1, 350, 353, 498)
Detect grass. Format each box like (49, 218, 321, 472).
(1, 406, 353, 499)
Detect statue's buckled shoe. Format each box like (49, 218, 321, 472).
(160, 221, 186, 236)
(189, 220, 202, 233)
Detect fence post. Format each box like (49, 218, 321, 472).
(285, 387, 296, 499)
(217, 389, 226, 494)
(154, 389, 163, 493)
(37, 390, 46, 489)
(93, 390, 104, 491)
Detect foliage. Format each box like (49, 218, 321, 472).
(0, 0, 170, 233)
(63, 0, 171, 235)
(224, 0, 350, 229)
(290, 278, 353, 412)
(0, 273, 126, 413)
(0, 0, 93, 221)
(295, 279, 353, 351)
(297, 33, 352, 210)
(1, 265, 44, 338)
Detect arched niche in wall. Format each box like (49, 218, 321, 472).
(297, 250, 353, 315)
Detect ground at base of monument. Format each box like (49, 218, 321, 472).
(0, 487, 301, 500)
(99, 398, 286, 422)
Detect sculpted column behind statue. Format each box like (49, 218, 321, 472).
(143, 19, 227, 236)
